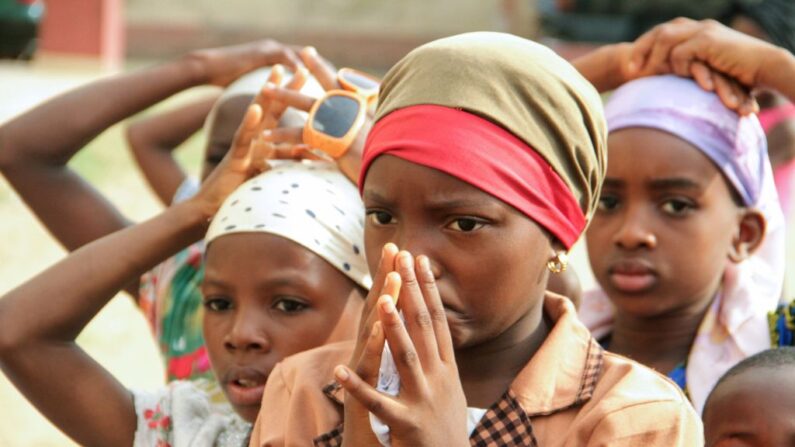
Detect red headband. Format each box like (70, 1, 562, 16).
(359, 105, 585, 248)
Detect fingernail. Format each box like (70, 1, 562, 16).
(418, 256, 431, 274)
(627, 61, 637, 73)
(304, 46, 317, 56)
(380, 296, 395, 314)
(334, 365, 349, 382)
(262, 130, 272, 137)
(371, 322, 381, 337)
(398, 251, 413, 270)
(730, 94, 739, 106)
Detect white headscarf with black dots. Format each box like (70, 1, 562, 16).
(206, 160, 371, 289)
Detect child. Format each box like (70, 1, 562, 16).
(702, 347, 795, 447)
(0, 96, 370, 445)
(0, 41, 331, 391)
(249, 32, 701, 446)
(580, 74, 787, 414)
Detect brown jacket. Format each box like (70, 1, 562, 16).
(250, 293, 703, 446)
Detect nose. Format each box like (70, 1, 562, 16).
(393, 225, 442, 279)
(223, 311, 271, 353)
(612, 205, 657, 250)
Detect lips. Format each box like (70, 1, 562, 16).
(607, 259, 657, 293)
(222, 366, 269, 408)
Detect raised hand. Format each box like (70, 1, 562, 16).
(190, 62, 327, 218)
(330, 243, 400, 446)
(252, 46, 376, 183)
(626, 18, 778, 115)
(336, 251, 469, 447)
(187, 39, 303, 87)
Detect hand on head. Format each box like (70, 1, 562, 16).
(255, 46, 378, 183)
(190, 65, 312, 219)
(336, 246, 469, 447)
(624, 17, 792, 115)
(187, 39, 303, 87)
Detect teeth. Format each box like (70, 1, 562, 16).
(237, 379, 258, 388)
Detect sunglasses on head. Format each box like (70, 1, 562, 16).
(337, 67, 380, 106)
(303, 90, 367, 159)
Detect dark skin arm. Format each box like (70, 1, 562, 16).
(571, 24, 758, 114)
(126, 93, 221, 205)
(0, 39, 300, 298)
(0, 102, 275, 447)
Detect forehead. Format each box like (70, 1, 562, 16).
(204, 232, 345, 289)
(363, 155, 508, 208)
(705, 368, 795, 439)
(606, 127, 732, 191)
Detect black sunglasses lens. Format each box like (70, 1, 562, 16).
(312, 95, 361, 138)
(340, 71, 379, 91)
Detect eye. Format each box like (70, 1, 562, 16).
(660, 198, 695, 216)
(204, 297, 233, 312)
(446, 217, 486, 232)
(273, 298, 309, 314)
(598, 195, 620, 212)
(366, 210, 395, 226)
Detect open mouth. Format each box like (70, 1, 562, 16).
(224, 368, 269, 407)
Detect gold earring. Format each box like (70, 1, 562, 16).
(547, 252, 568, 274)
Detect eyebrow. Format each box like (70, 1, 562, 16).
(602, 177, 704, 191)
(364, 190, 498, 211)
(648, 177, 703, 191)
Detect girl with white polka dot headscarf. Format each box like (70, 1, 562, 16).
(206, 160, 371, 290)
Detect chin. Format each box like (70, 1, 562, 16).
(232, 403, 261, 424)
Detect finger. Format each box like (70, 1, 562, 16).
(416, 255, 454, 362)
(740, 95, 760, 116)
(631, 18, 698, 74)
(362, 244, 400, 324)
(354, 321, 386, 387)
(267, 64, 285, 87)
(689, 62, 715, 91)
(713, 72, 741, 111)
(262, 127, 304, 145)
(286, 66, 308, 90)
(394, 251, 439, 368)
(299, 46, 340, 91)
(352, 245, 399, 364)
(280, 48, 303, 72)
(230, 104, 263, 158)
(266, 144, 325, 161)
(357, 271, 400, 353)
(335, 363, 402, 425)
(378, 294, 426, 394)
(261, 87, 316, 112)
(248, 135, 276, 171)
(262, 67, 310, 127)
(669, 35, 712, 81)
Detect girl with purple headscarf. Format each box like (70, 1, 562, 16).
(580, 74, 789, 414)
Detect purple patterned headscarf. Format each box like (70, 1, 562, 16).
(605, 75, 767, 206)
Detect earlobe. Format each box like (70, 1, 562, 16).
(728, 209, 766, 263)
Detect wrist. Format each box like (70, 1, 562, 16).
(171, 199, 213, 241)
(759, 46, 795, 97)
(179, 52, 211, 87)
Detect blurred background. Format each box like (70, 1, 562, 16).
(0, 0, 791, 445)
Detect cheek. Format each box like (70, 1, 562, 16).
(271, 312, 339, 356)
(202, 315, 229, 361)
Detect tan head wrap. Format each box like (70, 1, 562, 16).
(373, 32, 607, 225)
